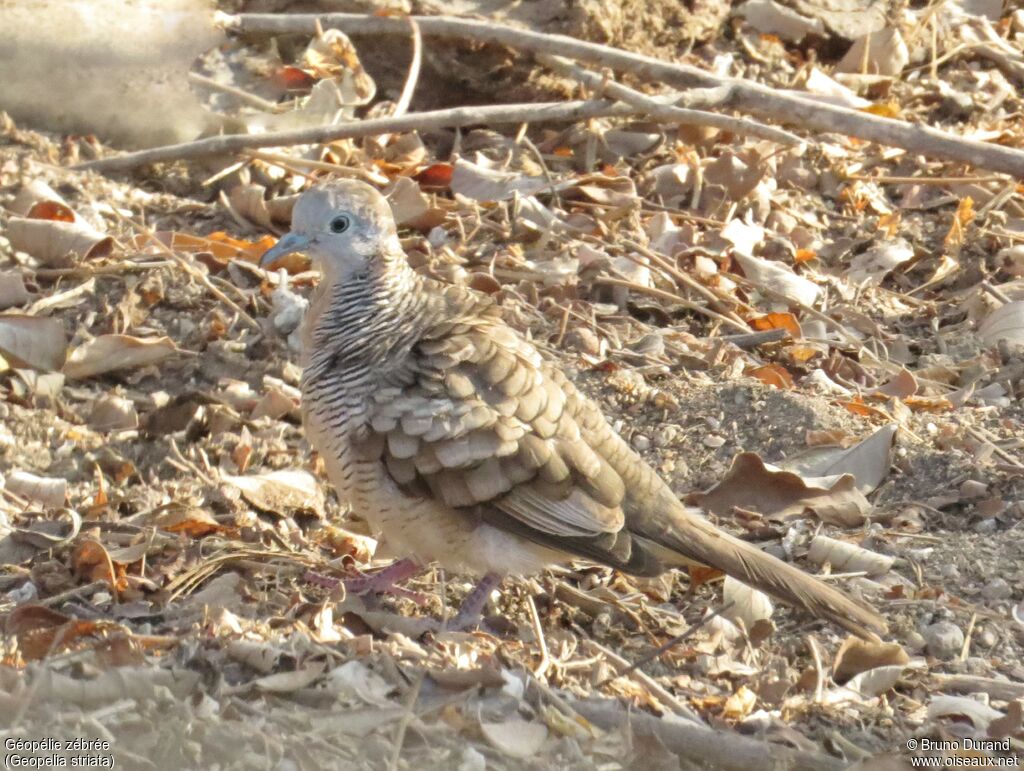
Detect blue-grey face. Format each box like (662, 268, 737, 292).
(260, 180, 398, 279)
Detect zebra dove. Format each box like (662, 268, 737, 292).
(260, 180, 887, 640)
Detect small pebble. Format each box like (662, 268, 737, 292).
(981, 577, 1013, 601)
(963, 656, 989, 675)
(973, 519, 998, 534)
(564, 327, 602, 356)
(903, 630, 927, 653)
(632, 434, 651, 452)
(703, 434, 726, 449)
(923, 621, 964, 660)
(653, 425, 679, 448)
(764, 544, 788, 561)
(977, 628, 997, 647)
(960, 479, 988, 499)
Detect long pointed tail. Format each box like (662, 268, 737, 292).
(647, 503, 887, 640)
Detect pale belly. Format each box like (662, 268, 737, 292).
(304, 409, 561, 577)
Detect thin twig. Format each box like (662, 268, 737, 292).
(845, 173, 1009, 185)
(621, 237, 753, 321)
(539, 54, 805, 146)
(805, 634, 826, 704)
(76, 100, 636, 173)
(223, 12, 1024, 177)
(124, 217, 261, 331)
(188, 71, 286, 114)
(244, 150, 382, 181)
(586, 638, 703, 723)
(594, 275, 750, 334)
(596, 602, 733, 686)
(393, 19, 422, 119)
(719, 328, 789, 348)
(388, 670, 424, 771)
(527, 594, 551, 679)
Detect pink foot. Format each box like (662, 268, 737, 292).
(305, 558, 427, 604)
(447, 572, 503, 631)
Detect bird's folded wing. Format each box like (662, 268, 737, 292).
(360, 318, 661, 573)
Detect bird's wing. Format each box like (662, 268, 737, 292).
(360, 315, 661, 575)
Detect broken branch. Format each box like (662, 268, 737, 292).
(75, 100, 635, 173)
(223, 12, 1024, 178)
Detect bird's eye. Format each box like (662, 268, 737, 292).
(329, 215, 351, 234)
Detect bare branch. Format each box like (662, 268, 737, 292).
(538, 54, 805, 146)
(75, 100, 634, 173)
(223, 12, 1024, 178)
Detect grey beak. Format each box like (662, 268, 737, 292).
(260, 232, 311, 268)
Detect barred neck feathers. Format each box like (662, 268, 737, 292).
(302, 248, 428, 378)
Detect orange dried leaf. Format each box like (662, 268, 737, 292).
(944, 196, 975, 249)
(877, 212, 901, 238)
(784, 344, 821, 364)
(416, 163, 454, 188)
(746, 363, 795, 389)
(836, 396, 890, 419)
(152, 507, 221, 537)
(903, 395, 953, 413)
(688, 565, 724, 586)
(276, 65, 316, 91)
(28, 200, 76, 222)
(750, 312, 801, 337)
(794, 248, 817, 263)
(5, 604, 111, 662)
(72, 539, 117, 587)
(860, 102, 901, 118)
(552, 146, 574, 157)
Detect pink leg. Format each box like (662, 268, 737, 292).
(305, 558, 426, 603)
(448, 572, 503, 630)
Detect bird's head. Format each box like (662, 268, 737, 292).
(260, 180, 400, 282)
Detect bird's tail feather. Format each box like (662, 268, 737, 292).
(650, 503, 887, 641)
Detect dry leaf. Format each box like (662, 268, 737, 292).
(146, 505, 221, 537)
(735, 0, 825, 41)
(64, 335, 179, 379)
(734, 251, 820, 307)
(228, 184, 299, 230)
(781, 424, 896, 494)
(691, 452, 871, 526)
(450, 157, 550, 202)
(88, 395, 140, 432)
(0, 272, 33, 310)
(11, 180, 76, 221)
(873, 369, 918, 399)
(226, 639, 282, 674)
(322, 661, 394, 706)
(5, 604, 116, 662)
(0, 314, 67, 371)
(836, 27, 909, 76)
(944, 197, 975, 250)
(480, 719, 549, 758)
(722, 684, 758, 720)
(807, 535, 893, 576)
(928, 695, 1003, 733)
(222, 469, 325, 517)
(5, 470, 67, 508)
(723, 576, 774, 629)
(833, 636, 909, 682)
(978, 301, 1024, 346)
(746, 362, 795, 389)
(302, 28, 375, 104)
(251, 661, 326, 693)
(847, 240, 914, 286)
(387, 176, 446, 230)
(750, 312, 801, 337)
(843, 664, 905, 698)
(6, 216, 113, 267)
